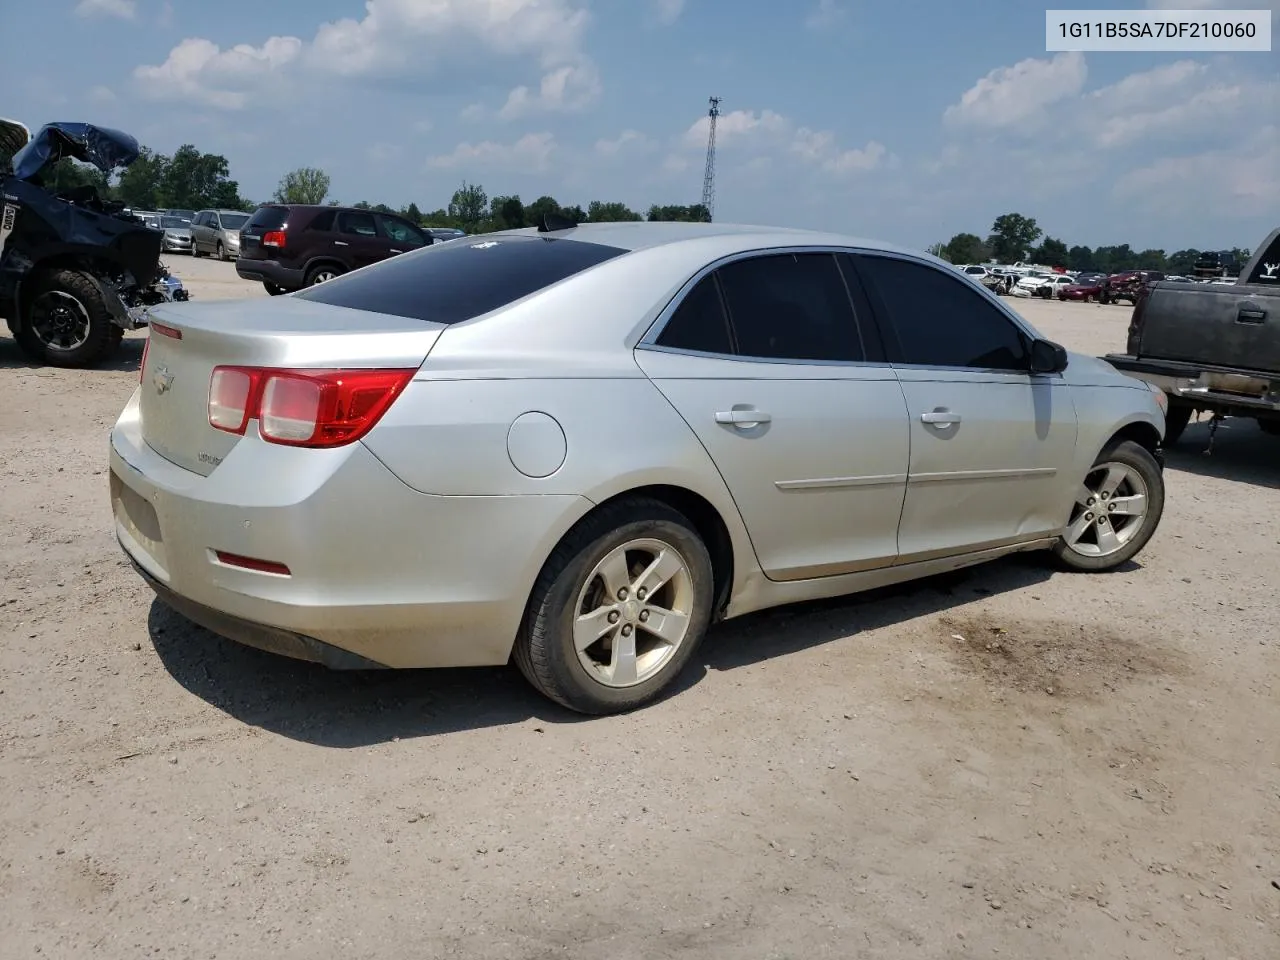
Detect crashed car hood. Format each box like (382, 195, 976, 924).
(11, 122, 139, 181)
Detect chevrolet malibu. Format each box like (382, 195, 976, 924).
(110, 222, 1169, 714)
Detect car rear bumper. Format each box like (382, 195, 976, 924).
(109, 389, 592, 669)
(235, 258, 304, 289)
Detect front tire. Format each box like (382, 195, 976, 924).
(1163, 402, 1193, 446)
(15, 268, 123, 368)
(215, 242, 226, 261)
(514, 498, 715, 714)
(263, 282, 286, 296)
(1052, 440, 1165, 572)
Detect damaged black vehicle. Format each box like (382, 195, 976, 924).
(0, 119, 188, 368)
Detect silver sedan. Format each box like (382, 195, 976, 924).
(110, 222, 1169, 714)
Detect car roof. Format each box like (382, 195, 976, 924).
(493, 220, 931, 260)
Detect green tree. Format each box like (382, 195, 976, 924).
(114, 146, 168, 209)
(42, 158, 110, 197)
(420, 207, 456, 227)
(1067, 245, 1096, 272)
(586, 200, 641, 222)
(940, 232, 989, 264)
(646, 203, 710, 222)
(561, 204, 588, 224)
(1136, 248, 1167, 270)
(1031, 236, 1069, 267)
(273, 167, 330, 205)
(402, 201, 423, 224)
(490, 194, 526, 230)
(1166, 249, 1200, 275)
(158, 144, 242, 209)
(448, 181, 488, 231)
(352, 200, 372, 210)
(525, 195, 562, 226)
(986, 213, 1041, 263)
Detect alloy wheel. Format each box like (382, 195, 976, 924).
(28, 291, 91, 351)
(573, 538, 695, 688)
(1062, 461, 1149, 557)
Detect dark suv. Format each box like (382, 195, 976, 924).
(235, 204, 432, 295)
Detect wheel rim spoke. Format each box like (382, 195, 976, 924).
(596, 550, 631, 601)
(609, 631, 639, 685)
(632, 548, 683, 598)
(1099, 465, 1128, 498)
(1108, 494, 1146, 517)
(1095, 521, 1122, 554)
(639, 605, 688, 646)
(1063, 511, 1093, 547)
(573, 606, 617, 653)
(1074, 483, 1094, 507)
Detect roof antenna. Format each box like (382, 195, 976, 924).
(537, 211, 578, 233)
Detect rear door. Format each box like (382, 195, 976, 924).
(334, 210, 385, 269)
(850, 252, 1079, 563)
(238, 205, 289, 262)
(634, 251, 910, 581)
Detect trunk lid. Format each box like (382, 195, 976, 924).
(138, 297, 443, 476)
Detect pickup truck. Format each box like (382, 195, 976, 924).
(1104, 227, 1280, 444)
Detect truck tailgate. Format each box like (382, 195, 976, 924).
(1137, 283, 1280, 372)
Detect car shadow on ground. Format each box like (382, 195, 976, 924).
(1164, 418, 1280, 489)
(0, 333, 145, 373)
(149, 555, 1068, 748)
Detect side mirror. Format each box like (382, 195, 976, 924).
(1030, 338, 1068, 374)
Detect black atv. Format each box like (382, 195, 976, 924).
(0, 119, 188, 368)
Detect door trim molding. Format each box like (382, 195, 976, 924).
(908, 466, 1057, 484)
(775, 473, 907, 491)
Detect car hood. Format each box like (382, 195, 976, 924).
(11, 122, 140, 181)
(1062, 352, 1139, 387)
(164, 227, 192, 238)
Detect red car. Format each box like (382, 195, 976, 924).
(1058, 273, 1107, 301)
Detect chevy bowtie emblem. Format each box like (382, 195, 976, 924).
(153, 365, 174, 394)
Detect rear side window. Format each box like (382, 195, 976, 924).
(294, 234, 628, 324)
(657, 275, 733, 354)
(307, 209, 336, 232)
(246, 206, 289, 230)
(338, 211, 378, 236)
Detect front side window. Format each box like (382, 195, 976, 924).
(854, 254, 1029, 371)
(716, 253, 863, 363)
(380, 217, 427, 247)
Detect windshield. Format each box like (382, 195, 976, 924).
(220, 213, 249, 229)
(161, 217, 187, 228)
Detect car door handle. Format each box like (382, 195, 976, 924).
(389, 248, 403, 254)
(921, 410, 962, 426)
(333, 240, 349, 246)
(715, 409, 771, 427)
(1237, 307, 1266, 323)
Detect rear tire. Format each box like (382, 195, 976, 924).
(15, 268, 123, 368)
(1052, 440, 1164, 572)
(1163, 402, 1193, 446)
(514, 498, 715, 715)
(305, 264, 344, 286)
(263, 282, 286, 296)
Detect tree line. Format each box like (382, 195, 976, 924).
(41, 145, 711, 229)
(930, 212, 1252, 276)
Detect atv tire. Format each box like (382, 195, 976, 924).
(16, 268, 124, 368)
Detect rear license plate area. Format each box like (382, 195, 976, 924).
(110, 470, 168, 572)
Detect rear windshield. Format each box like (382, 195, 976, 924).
(246, 206, 289, 230)
(293, 234, 628, 324)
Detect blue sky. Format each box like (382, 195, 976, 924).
(4, 0, 1277, 251)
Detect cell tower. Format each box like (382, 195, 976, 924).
(700, 96, 721, 222)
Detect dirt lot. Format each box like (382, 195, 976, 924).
(2, 257, 1277, 959)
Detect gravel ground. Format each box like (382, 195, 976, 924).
(2, 257, 1277, 959)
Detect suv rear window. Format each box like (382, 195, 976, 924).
(246, 206, 289, 230)
(294, 234, 628, 324)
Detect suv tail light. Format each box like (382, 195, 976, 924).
(208, 367, 415, 448)
(1127, 285, 1152, 355)
(262, 230, 287, 248)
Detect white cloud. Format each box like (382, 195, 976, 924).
(426, 132, 556, 172)
(133, 0, 596, 111)
(943, 52, 1087, 128)
(1113, 126, 1279, 216)
(595, 130, 654, 156)
(653, 0, 684, 24)
(87, 85, 117, 104)
(682, 108, 789, 148)
(677, 108, 889, 179)
(75, 0, 135, 19)
(499, 61, 601, 119)
(133, 36, 303, 109)
(805, 0, 846, 30)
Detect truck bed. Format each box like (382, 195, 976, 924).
(1129, 282, 1280, 373)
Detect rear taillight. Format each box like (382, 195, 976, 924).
(262, 230, 286, 248)
(208, 367, 415, 448)
(1128, 286, 1152, 355)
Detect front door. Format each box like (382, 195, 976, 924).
(635, 252, 910, 580)
(849, 252, 1079, 563)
